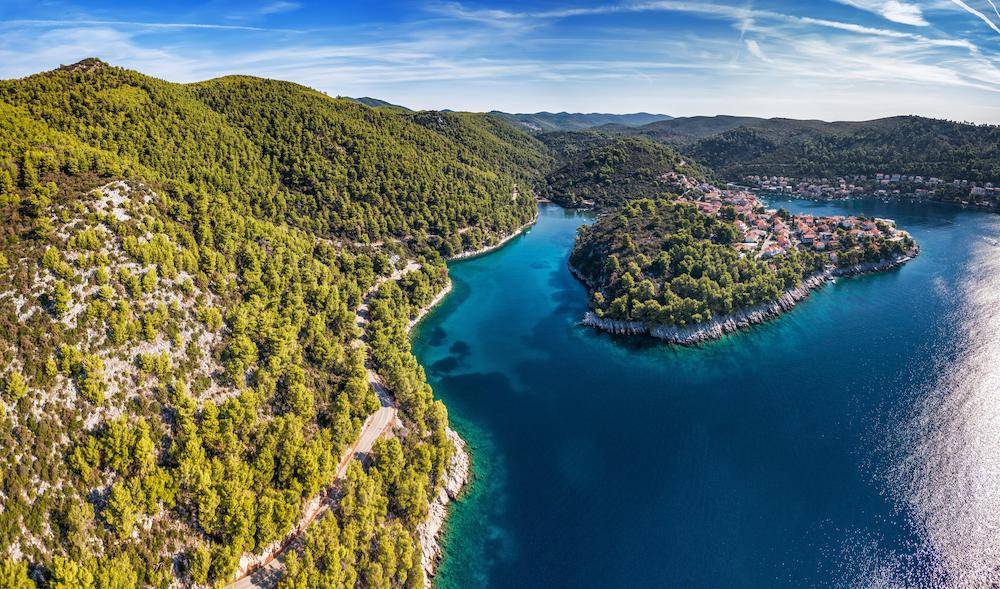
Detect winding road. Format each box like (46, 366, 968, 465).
(227, 262, 420, 589)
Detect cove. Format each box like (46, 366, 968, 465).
(412, 202, 1000, 588)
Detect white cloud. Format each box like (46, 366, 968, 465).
(0, 1, 997, 122)
(0, 26, 207, 81)
(744, 39, 772, 62)
(881, 0, 929, 25)
(833, 0, 929, 26)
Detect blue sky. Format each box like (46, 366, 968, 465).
(1, 0, 999, 121)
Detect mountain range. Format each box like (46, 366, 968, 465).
(605, 115, 1000, 181)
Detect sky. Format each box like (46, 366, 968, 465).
(1, 0, 999, 122)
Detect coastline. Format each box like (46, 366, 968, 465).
(404, 277, 473, 580)
(412, 211, 544, 582)
(229, 212, 527, 588)
(447, 216, 537, 261)
(577, 248, 918, 345)
(417, 427, 471, 582)
(757, 192, 999, 214)
(410, 216, 540, 583)
(409, 280, 453, 333)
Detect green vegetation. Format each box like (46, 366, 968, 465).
(541, 137, 707, 208)
(607, 115, 1000, 182)
(0, 58, 548, 586)
(570, 198, 824, 326)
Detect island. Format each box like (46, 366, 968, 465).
(569, 174, 918, 344)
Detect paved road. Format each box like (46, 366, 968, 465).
(227, 399, 397, 589)
(227, 263, 418, 589)
(755, 232, 773, 259)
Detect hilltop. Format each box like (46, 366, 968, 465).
(345, 96, 413, 112)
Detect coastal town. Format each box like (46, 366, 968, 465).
(740, 173, 1000, 210)
(663, 172, 916, 266)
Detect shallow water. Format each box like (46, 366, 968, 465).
(411, 201, 1000, 588)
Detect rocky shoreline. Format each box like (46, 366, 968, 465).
(578, 249, 918, 345)
(407, 213, 547, 581)
(417, 427, 471, 582)
(409, 280, 453, 333)
(408, 280, 469, 584)
(447, 216, 537, 261)
(407, 214, 545, 585)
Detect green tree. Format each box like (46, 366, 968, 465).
(103, 482, 138, 538)
(187, 545, 211, 585)
(50, 557, 96, 589)
(3, 372, 28, 403)
(52, 280, 72, 317)
(0, 560, 35, 589)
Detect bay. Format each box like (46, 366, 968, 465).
(412, 200, 1000, 588)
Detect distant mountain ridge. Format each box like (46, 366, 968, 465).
(345, 96, 412, 112)
(603, 114, 1000, 182)
(491, 111, 673, 132)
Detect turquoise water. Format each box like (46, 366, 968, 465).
(412, 201, 1000, 588)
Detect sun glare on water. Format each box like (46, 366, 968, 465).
(880, 236, 1000, 588)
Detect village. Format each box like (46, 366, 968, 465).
(741, 173, 1000, 210)
(662, 172, 913, 265)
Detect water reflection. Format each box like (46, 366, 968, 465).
(890, 236, 1000, 588)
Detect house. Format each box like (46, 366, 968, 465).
(761, 246, 785, 258)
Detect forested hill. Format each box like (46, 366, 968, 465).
(0, 59, 549, 587)
(539, 136, 708, 209)
(609, 115, 1000, 182)
(0, 59, 546, 254)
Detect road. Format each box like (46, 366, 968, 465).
(755, 232, 773, 259)
(227, 398, 397, 589)
(227, 263, 419, 589)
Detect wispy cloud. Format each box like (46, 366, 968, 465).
(259, 1, 302, 15)
(832, 0, 929, 26)
(947, 0, 1000, 34)
(1, 18, 295, 32)
(432, 1, 968, 48)
(989, 0, 1000, 21)
(0, 1, 996, 121)
(744, 38, 773, 62)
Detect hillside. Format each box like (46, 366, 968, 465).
(492, 111, 672, 133)
(613, 115, 1000, 182)
(404, 110, 554, 183)
(0, 59, 548, 587)
(539, 136, 707, 208)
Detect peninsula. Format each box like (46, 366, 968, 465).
(570, 174, 918, 344)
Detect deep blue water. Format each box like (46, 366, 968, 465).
(412, 201, 1000, 589)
